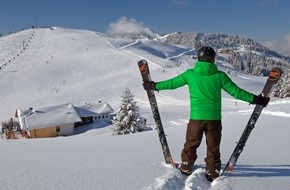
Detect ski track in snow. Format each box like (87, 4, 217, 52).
(269, 99, 290, 105)
(144, 165, 231, 190)
(168, 119, 188, 126)
(225, 97, 290, 118)
(235, 109, 290, 118)
(263, 110, 290, 117)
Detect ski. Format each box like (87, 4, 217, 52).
(137, 59, 176, 167)
(221, 68, 283, 175)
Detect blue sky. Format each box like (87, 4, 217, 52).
(0, 0, 289, 55)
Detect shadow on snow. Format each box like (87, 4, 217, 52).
(74, 121, 112, 135)
(223, 164, 290, 177)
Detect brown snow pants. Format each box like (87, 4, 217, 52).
(181, 119, 222, 178)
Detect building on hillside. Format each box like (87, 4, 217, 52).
(74, 101, 114, 126)
(17, 102, 114, 138)
(17, 103, 82, 138)
(218, 49, 233, 54)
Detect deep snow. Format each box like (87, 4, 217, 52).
(0, 28, 289, 190)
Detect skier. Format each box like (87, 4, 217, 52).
(143, 46, 270, 181)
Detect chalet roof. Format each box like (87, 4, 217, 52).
(18, 102, 114, 130)
(75, 102, 114, 117)
(19, 103, 82, 130)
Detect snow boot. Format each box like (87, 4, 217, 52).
(205, 169, 219, 182)
(205, 171, 214, 182)
(180, 162, 192, 176)
(180, 168, 192, 176)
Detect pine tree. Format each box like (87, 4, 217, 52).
(113, 87, 152, 135)
(273, 68, 290, 98)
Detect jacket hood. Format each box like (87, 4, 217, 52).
(193, 61, 218, 75)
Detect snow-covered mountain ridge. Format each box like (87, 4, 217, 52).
(110, 29, 290, 97)
(1, 27, 290, 116)
(159, 31, 290, 62)
(0, 27, 194, 120)
(0, 27, 289, 118)
(109, 28, 290, 66)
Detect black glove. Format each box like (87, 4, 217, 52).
(252, 94, 270, 107)
(143, 81, 157, 91)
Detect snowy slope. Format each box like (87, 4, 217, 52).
(0, 28, 289, 190)
(0, 28, 147, 118)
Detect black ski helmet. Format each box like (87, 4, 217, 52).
(197, 46, 216, 63)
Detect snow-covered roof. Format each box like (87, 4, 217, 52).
(19, 103, 82, 130)
(75, 102, 114, 117)
(18, 102, 114, 130)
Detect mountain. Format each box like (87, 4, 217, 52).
(0, 27, 199, 120)
(160, 31, 290, 61)
(161, 32, 289, 69)
(111, 29, 290, 97)
(0, 27, 290, 190)
(158, 31, 290, 97)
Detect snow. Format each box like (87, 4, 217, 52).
(0, 27, 290, 190)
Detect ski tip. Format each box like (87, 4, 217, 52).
(269, 68, 283, 82)
(138, 61, 148, 74)
(138, 59, 147, 65)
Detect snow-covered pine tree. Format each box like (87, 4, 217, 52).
(273, 68, 290, 98)
(113, 87, 152, 135)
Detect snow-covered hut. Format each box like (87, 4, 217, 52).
(18, 103, 82, 138)
(74, 102, 114, 125)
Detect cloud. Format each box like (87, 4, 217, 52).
(263, 34, 290, 57)
(107, 17, 145, 34)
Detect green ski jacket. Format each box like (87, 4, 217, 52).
(156, 61, 254, 120)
